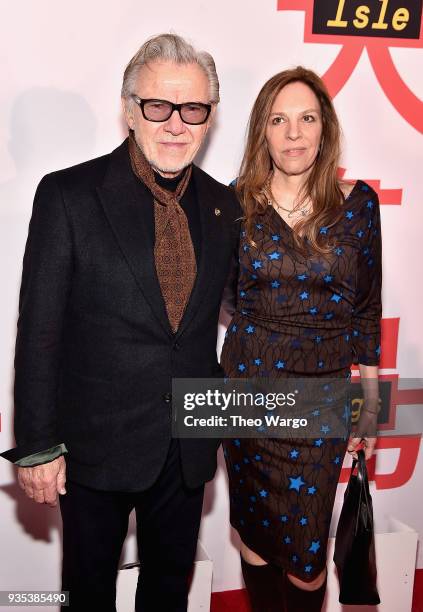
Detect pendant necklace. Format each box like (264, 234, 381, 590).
(266, 174, 311, 218)
(268, 197, 310, 218)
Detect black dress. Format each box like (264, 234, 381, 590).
(221, 180, 382, 582)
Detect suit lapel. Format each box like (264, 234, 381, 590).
(174, 165, 224, 339)
(96, 140, 174, 338)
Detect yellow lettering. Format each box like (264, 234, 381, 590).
(392, 7, 410, 30)
(372, 0, 389, 29)
(327, 0, 348, 27)
(353, 5, 370, 28)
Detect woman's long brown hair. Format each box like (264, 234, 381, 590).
(237, 66, 346, 253)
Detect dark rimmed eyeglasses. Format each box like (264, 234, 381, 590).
(131, 95, 212, 125)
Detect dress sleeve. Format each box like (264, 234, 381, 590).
(351, 189, 382, 366)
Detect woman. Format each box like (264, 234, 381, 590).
(221, 67, 382, 611)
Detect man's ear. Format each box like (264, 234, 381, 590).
(205, 104, 217, 134)
(121, 97, 135, 131)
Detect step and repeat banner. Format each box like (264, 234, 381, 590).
(0, 0, 422, 600)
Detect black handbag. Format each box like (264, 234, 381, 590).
(334, 449, 381, 605)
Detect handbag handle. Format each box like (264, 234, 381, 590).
(350, 449, 373, 533)
(353, 450, 371, 495)
(351, 449, 366, 482)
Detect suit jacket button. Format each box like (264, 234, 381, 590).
(163, 392, 172, 403)
(173, 342, 181, 351)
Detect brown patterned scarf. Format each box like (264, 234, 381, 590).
(128, 131, 197, 332)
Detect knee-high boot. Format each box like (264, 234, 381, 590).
(240, 556, 284, 612)
(283, 567, 327, 612)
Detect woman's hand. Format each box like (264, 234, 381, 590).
(347, 433, 376, 461)
(348, 364, 379, 461)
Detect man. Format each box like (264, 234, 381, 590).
(1, 33, 239, 611)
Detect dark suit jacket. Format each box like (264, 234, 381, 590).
(2, 139, 240, 491)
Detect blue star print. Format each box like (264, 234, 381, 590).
(222, 179, 381, 581)
(289, 476, 306, 492)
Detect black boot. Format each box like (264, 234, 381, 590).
(240, 555, 284, 612)
(284, 567, 327, 612)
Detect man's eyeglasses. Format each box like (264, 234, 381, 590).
(131, 95, 212, 125)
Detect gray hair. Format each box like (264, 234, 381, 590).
(121, 33, 220, 104)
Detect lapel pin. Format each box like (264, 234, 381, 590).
(214, 208, 221, 216)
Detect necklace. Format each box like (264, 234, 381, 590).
(267, 194, 311, 218)
(265, 174, 311, 218)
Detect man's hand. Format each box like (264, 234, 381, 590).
(18, 456, 66, 507)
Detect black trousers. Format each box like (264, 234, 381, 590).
(60, 440, 204, 612)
